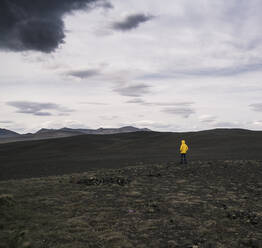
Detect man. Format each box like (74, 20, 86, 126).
(180, 140, 188, 164)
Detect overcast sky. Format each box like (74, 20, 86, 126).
(1, 0, 262, 133)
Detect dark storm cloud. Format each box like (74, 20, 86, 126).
(115, 84, 151, 97)
(67, 69, 100, 79)
(162, 107, 195, 118)
(0, 0, 112, 53)
(112, 13, 154, 31)
(249, 103, 262, 112)
(7, 101, 74, 116)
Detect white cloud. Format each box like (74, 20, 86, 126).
(1, 0, 262, 132)
(199, 115, 217, 123)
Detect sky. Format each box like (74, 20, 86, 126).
(1, 0, 262, 133)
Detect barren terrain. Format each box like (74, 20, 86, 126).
(1, 160, 261, 248)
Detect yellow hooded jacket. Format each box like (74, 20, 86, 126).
(180, 140, 188, 154)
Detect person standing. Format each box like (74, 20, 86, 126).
(180, 140, 189, 164)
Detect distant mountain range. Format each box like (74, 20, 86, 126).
(0, 126, 151, 143)
(0, 128, 20, 138)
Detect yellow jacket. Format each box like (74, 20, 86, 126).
(180, 140, 188, 154)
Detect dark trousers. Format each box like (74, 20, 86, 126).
(180, 153, 187, 164)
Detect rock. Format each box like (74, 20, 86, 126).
(167, 240, 178, 247)
(75, 176, 131, 186)
(147, 172, 162, 177)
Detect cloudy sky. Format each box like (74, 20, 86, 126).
(1, 0, 262, 133)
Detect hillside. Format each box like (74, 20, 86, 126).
(0, 129, 262, 180)
(0, 128, 20, 138)
(0, 126, 151, 144)
(0, 161, 261, 247)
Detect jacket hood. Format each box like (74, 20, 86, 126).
(181, 140, 185, 144)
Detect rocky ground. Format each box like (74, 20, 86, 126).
(0, 160, 261, 248)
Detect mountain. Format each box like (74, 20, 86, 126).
(35, 128, 84, 137)
(0, 128, 20, 138)
(0, 126, 152, 144)
(0, 128, 262, 180)
(57, 126, 151, 134)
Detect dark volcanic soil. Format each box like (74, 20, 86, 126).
(0, 160, 261, 247)
(1, 129, 262, 181)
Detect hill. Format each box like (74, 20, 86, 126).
(0, 160, 261, 247)
(0, 128, 262, 180)
(0, 128, 20, 138)
(0, 126, 151, 144)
